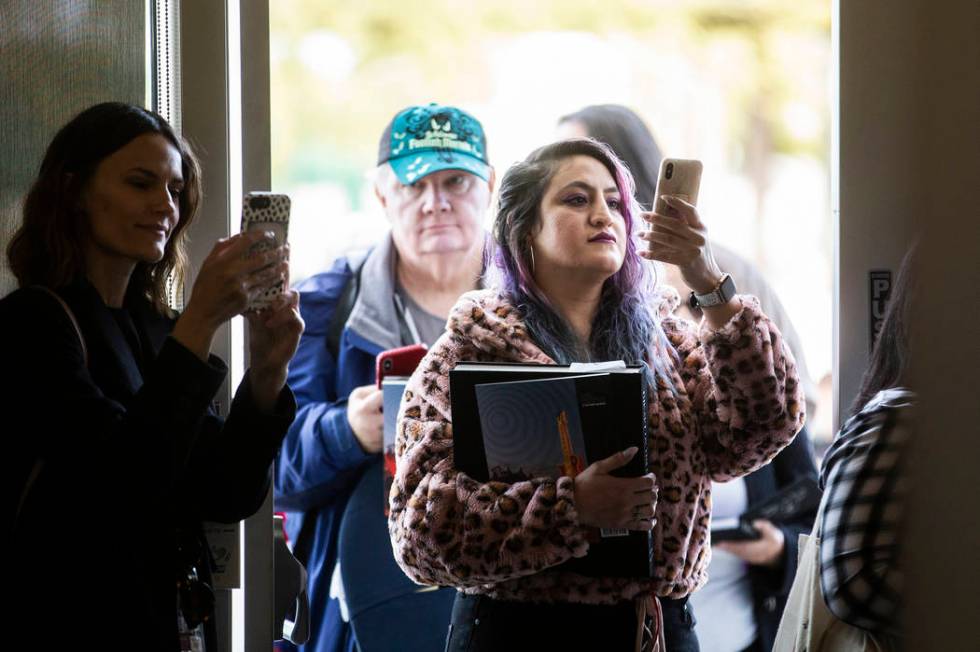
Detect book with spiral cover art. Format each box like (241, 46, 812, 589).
(450, 362, 652, 578)
(476, 376, 591, 483)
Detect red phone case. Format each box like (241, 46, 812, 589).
(375, 344, 428, 388)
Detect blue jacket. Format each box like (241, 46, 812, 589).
(275, 236, 455, 652)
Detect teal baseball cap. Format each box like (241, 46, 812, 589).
(377, 103, 491, 184)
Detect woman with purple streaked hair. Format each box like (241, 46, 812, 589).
(388, 138, 805, 651)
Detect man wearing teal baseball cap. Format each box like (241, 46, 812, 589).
(378, 103, 492, 184)
(275, 103, 494, 652)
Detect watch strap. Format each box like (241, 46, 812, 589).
(689, 274, 736, 308)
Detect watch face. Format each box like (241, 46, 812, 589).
(694, 275, 735, 308)
(720, 274, 736, 300)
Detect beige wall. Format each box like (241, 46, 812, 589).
(902, 0, 980, 648)
(840, 0, 980, 646)
(835, 1, 922, 423)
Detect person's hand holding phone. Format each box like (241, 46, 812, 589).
(639, 195, 723, 295)
(246, 247, 304, 412)
(639, 158, 721, 295)
(640, 197, 739, 328)
(639, 158, 738, 327)
(714, 519, 785, 567)
(172, 230, 287, 361)
(348, 384, 384, 454)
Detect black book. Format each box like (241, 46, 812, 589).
(449, 361, 653, 578)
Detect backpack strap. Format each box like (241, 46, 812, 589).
(325, 255, 366, 360)
(15, 287, 89, 529)
(292, 255, 367, 567)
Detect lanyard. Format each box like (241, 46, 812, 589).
(392, 292, 424, 346)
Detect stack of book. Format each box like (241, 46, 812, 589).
(449, 361, 653, 578)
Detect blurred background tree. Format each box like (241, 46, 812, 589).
(270, 0, 833, 438)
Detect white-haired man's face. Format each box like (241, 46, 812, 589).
(375, 166, 492, 259)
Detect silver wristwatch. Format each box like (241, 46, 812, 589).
(689, 274, 736, 309)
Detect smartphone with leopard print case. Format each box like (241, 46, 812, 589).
(240, 192, 291, 311)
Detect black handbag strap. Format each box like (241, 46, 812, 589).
(36, 286, 88, 365)
(14, 287, 89, 528)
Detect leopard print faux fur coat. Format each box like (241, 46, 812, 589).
(388, 288, 805, 603)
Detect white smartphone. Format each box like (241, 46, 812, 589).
(240, 192, 291, 310)
(652, 158, 703, 215)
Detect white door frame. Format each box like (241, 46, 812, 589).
(178, 1, 273, 650)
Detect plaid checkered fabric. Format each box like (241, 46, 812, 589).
(818, 387, 913, 636)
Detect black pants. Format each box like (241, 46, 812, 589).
(445, 592, 700, 652)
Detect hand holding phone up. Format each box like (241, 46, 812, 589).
(638, 159, 725, 300)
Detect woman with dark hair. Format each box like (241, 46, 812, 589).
(812, 245, 916, 642)
(560, 104, 820, 652)
(4, 102, 303, 650)
(388, 138, 805, 651)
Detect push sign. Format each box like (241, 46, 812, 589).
(869, 270, 892, 352)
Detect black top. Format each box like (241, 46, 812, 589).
(4, 278, 296, 651)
